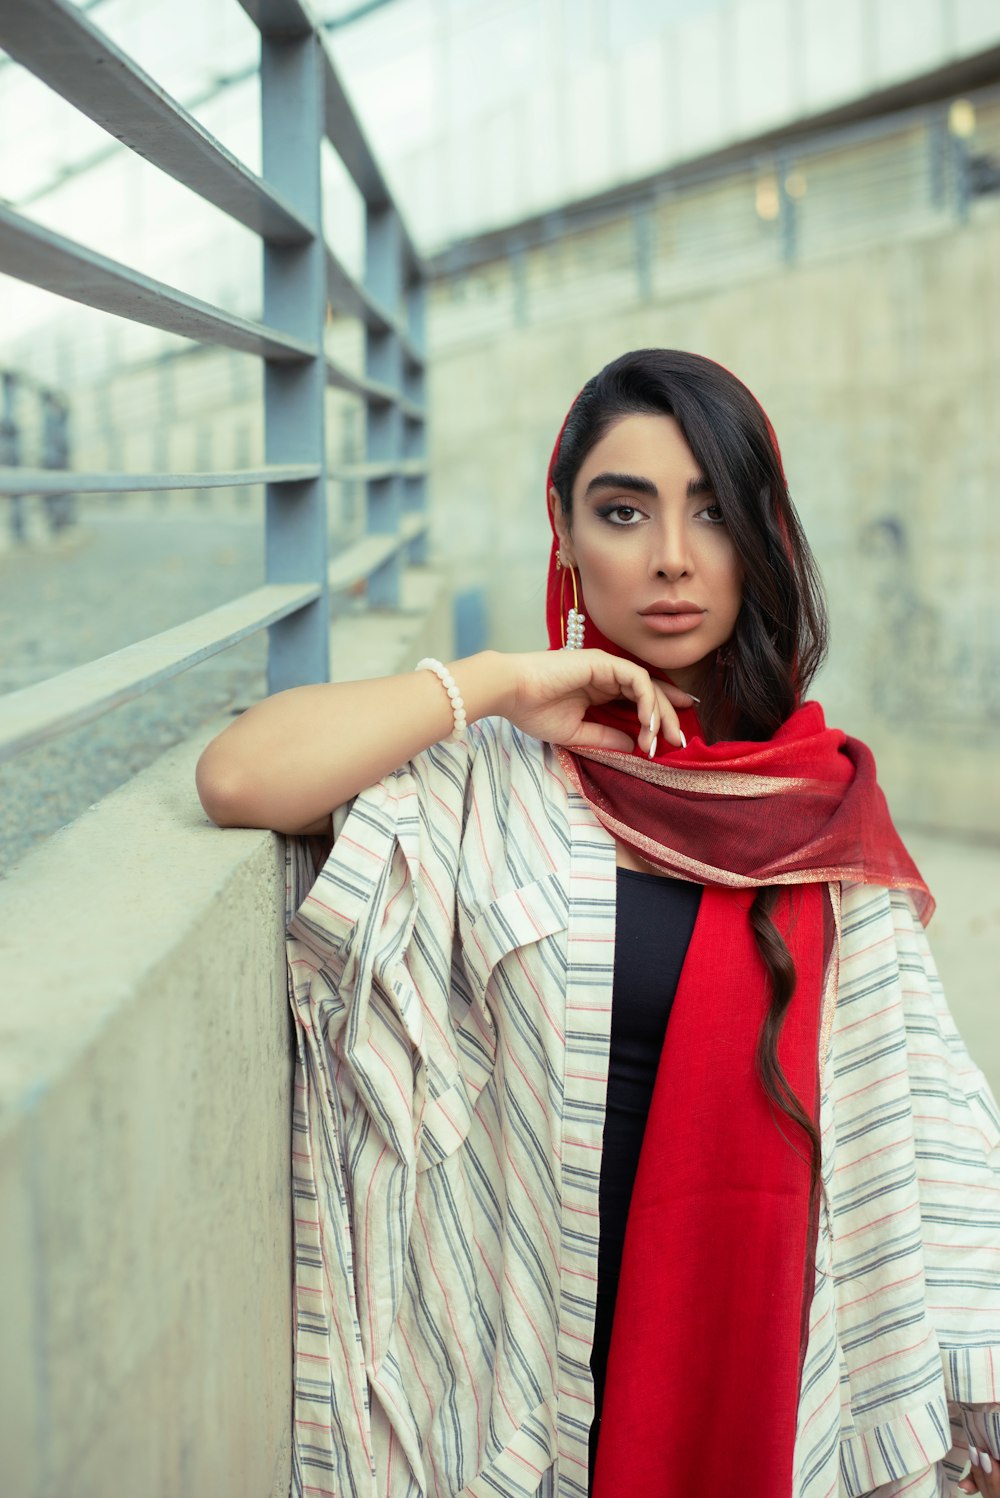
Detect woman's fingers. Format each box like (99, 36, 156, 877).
(959, 1408, 1000, 1495)
(958, 1439, 1000, 1494)
(653, 682, 687, 749)
(564, 721, 637, 753)
(658, 679, 700, 709)
(628, 681, 685, 755)
(553, 651, 694, 755)
(593, 658, 685, 754)
(639, 680, 686, 753)
(565, 722, 637, 749)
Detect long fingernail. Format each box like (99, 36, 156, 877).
(970, 1446, 980, 1466)
(982, 1451, 993, 1475)
(687, 694, 701, 703)
(647, 735, 657, 759)
(678, 729, 687, 749)
(649, 712, 656, 734)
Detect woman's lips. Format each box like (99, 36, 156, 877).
(639, 611, 705, 634)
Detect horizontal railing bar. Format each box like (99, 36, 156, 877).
(324, 356, 397, 405)
(323, 358, 427, 420)
(12, 61, 259, 214)
(327, 514, 426, 594)
(327, 460, 427, 483)
(0, 204, 316, 363)
(0, 464, 320, 495)
(324, 74, 422, 279)
(325, 246, 425, 368)
(326, 243, 391, 330)
(0, 0, 313, 247)
(324, 54, 397, 213)
(0, 582, 320, 765)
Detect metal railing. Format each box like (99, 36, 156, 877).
(0, 0, 428, 763)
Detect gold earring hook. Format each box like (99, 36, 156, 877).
(558, 561, 583, 647)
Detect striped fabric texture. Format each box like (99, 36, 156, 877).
(284, 714, 1000, 1498)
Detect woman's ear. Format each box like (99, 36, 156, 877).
(549, 484, 573, 563)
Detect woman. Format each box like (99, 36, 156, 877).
(195, 349, 1000, 1498)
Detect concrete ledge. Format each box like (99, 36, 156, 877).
(0, 565, 453, 1498)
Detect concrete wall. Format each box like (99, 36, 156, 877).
(0, 569, 453, 1498)
(427, 211, 1000, 841)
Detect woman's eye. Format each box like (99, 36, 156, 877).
(700, 504, 725, 524)
(598, 504, 642, 525)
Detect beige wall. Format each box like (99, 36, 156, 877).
(0, 570, 453, 1498)
(427, 214, 1000, 840)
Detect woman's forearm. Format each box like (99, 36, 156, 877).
(195, 650, 515, 834)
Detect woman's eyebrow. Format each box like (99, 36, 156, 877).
(582, 471, 713, 499)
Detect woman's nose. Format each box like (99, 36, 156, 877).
(649, 516, 692, 579)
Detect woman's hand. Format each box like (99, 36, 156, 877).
(956, 1407, 1000, 1495)
(957, 1451, 1000, 1495)
(500, 648, 697, 755)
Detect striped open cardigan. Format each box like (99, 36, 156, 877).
(284, 712, 1000, 1498)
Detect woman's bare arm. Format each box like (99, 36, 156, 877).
(195, 651, 515, 836)
(195, 647, 694, 837)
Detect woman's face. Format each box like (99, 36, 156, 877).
(550, 412, 744, 693)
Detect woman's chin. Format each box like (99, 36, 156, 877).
(625, 637, 715, 683)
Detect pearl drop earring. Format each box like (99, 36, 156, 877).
(557, 552, 586, 649)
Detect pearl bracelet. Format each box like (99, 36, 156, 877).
(415, 657, 468, 741)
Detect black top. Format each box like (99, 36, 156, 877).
(588, 867, 703, 1486)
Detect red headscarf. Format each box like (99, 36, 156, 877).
(544, 357, 932, 1497)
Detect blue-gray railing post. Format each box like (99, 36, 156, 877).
(340, 403, 362, 541)
(1, 370, 25, 544)
(632, 198, 654, 302)
(0, 372, 17, 466)
(261, 22, 330, 691)
(950, 129, 972, 226)
(777, 153, 797, 264)
(928, 109, 950, 211)
(365, 203, 405, 609)
(510, 238, 529, 327)
(404, 277, 428, 564)
(41, 389, 74, 533)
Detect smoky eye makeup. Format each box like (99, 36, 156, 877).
(581, 472, 719, 522)
(594, 501, 645, 525)
(592, 491, 720, 514)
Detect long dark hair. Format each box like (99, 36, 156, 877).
(550, 348, 829, 1201)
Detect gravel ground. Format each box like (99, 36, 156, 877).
(0, 513, 271, 878)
